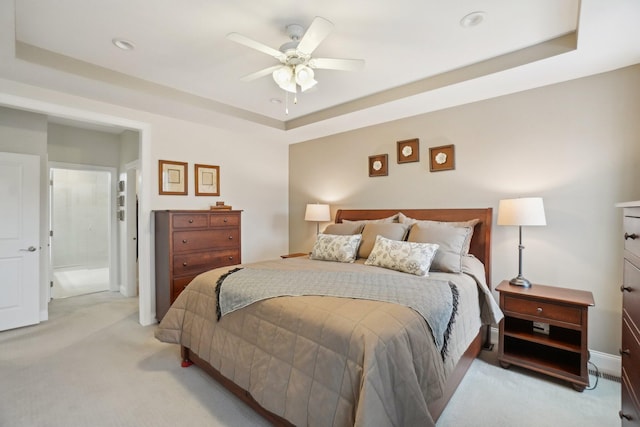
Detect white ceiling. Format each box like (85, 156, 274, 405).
(3, 0, 640, 143)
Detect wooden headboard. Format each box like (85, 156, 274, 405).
(334, 208, 493, 285)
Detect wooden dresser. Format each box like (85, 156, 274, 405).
(618, 202, 640, 426)
(154, 210, 242, 321)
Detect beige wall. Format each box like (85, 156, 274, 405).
(289, 64, 640, 354)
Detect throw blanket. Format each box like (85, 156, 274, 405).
(216, 267, 459, 356)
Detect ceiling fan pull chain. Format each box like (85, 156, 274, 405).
(285, 91, 289, 115)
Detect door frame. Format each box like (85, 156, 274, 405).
(48, 162, 118, 299)
(0, 91, 154, 325)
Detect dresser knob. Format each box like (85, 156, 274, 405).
(536, 307, 543, 313)
(182, 262, 187, 267)
(619, 411, 633, 420)
(182, 239, 188, 243)
(228, 236, 233, 240)
(228, 256, 234, 260)
(619, 348, 631, 356)
(223, 218, 228, 223)
(624, 232, 638, 240)
(621, 285, 632, 293)
(188, 219, 193, 223)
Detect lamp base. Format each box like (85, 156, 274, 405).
(509, 276, 532, 288)
(509, 276, 531, 288)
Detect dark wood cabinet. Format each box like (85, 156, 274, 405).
(154, 210, 241, 321)
(496, 280, 594, 391)
(618, 202, 640, 426)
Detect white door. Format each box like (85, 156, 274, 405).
(0, 152, 40, 331)
(124, 167, 138, 297)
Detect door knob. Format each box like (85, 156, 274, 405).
(20, 246, 37, 252)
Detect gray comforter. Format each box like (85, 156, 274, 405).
(156, 256, 502, 427)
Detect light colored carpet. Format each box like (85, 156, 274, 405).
(0, 292, 620, 427)
(52, 267, 110, 298)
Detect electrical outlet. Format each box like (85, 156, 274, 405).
(533, 321, 550, 335)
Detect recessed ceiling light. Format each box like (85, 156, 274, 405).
(112, 38, 135, 51)
(460, 11, 486, 28)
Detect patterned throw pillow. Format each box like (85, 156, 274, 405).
(364, 235, 439, 276)
(310, 234, 362, 263)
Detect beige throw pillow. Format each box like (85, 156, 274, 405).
(407, 222, 473, 273)
(399, 214, 479, 255)
(358, 223, 409, 259)
(322, 222, 364, 235)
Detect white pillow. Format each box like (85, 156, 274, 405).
(310, 233, 362, 263)
(364, 235, 439, 276)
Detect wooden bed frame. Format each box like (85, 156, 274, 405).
(181, 207, 493, 425)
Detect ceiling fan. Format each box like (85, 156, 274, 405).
(227, 16, 365, 95)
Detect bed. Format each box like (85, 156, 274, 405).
(155, 208, 502, 426)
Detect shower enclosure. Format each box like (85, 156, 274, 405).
(50, 167, 113, 298)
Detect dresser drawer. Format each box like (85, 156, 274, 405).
(625, 210, 640, 258)
(172, 213, 209, 228)
(210, 213, 240, 227)
(172, 276, 194, 300)
(503, 295, 582, 325)
(624, 258, 640, 332)
(173, 229, 240, 252)
(622, 373, 640, 427)
(623, 316, 640, 398)
(173, 249, 240, 276)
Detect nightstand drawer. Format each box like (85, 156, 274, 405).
(503, 295, 582, 325)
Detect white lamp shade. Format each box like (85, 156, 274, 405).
(304, 203, 330, 222)
(497, 197, 546, 226)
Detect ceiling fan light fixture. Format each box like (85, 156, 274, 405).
(295, 65, 317, 91)
(273, 66, 293, 85)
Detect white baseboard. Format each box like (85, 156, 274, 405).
(39, 309, 48, 322)
(489, 327, 620, 379)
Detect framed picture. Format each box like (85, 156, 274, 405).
(368, 154, 388, 177)
(397, 138, 419, 163)
(159, 160, 188, 195)
(429, 144, 455, 172)
(195, 164, 220, 196)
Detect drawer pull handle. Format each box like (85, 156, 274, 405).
(182, 262, 187, 267)
(619, 411, 633, 420)
(536, 307, 543, 313)
(624, 232, 638, 240)
(228, 256, 234, 260)
(621, 285, 632, 293)
(182, 239, 188, 243)
(223, 218, 228, 223)
(188, 219, 194, 223)
(228, 236, 233, 240)
(619, 348, 631, 356)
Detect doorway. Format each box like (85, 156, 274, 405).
(49, 165, 117, 299)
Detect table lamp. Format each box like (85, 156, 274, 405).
(497, 197, 546, 287)
(304, 203, 330, 235)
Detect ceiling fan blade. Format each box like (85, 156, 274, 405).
(309, 58, 365, 71)
(226, 32, 285, 61)
(239, 65, 284, 82)
(296, 16, 334, 55)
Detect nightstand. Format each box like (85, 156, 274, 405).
(280, 252, 308, 259)
(496, 280, 595, 391)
